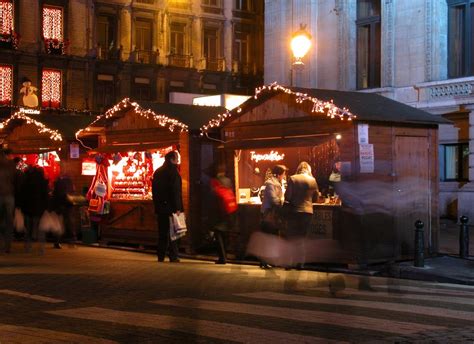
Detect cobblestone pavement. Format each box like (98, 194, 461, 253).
(1, 243, 474, 343)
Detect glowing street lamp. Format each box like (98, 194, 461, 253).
(290, 24, 312, 66)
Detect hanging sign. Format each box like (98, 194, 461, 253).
(250, 150, 285, 163)
(359, 144, 374, 173)
(358, 124, 369, 144)
(82, 159, 97, 176)
(70, 143, 80, 159)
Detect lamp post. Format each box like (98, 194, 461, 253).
(290, 24, 312, 87)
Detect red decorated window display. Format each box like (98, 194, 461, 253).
(0, 1, 13, 35)
(41, 69, 61, 108)
(42, 6, 67, 54)
(88, 147, 174, 201)
(0, 64, 12, 105)
(15, 151, 61, 189)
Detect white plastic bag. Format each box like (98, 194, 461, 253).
(13, 208, 25, 233)
(39, 211, 64, 235)
(169, 213, 187, 242)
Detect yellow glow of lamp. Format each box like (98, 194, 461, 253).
(290, 24, 312, 65)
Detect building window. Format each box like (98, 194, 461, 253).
(135, 19, 152, 63)
(132, 77, 151, 101)
(448, 0, 474, 77)
(43, 6, 67, 54)
(0, 65, 12, 105)
(95, 75, 115, 111)
(356, 0, 381, 89)
(235, 0, 252, 11)
(204, 27, 221, 70)
(170, 22, 186, 55)
(0, 1, 13, 35)
(97, 15, 116, 59)
(441, 143, 470, 181)
(41, 69, 61, 108)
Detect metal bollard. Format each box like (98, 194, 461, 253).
(459, 216, 469, 258)
(414, 220, 424, 267)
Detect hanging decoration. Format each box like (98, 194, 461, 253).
(0, 1, 13, 35)
(0, 65, 12, 105)
(0, 111, 63, 141)
(20, 77, 39, 108)
(200, 82, 356, 134)
(75, 98, 188, 143)
(42, 6, 68, 55)
(41, 69, 61, 108)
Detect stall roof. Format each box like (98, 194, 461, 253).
(201, 83, 451, 131)
(0, 112, 96, 141)
(138, 101, 227, 130)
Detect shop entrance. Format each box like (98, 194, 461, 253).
(394, 136, 430, 256)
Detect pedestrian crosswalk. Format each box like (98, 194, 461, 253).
(42, 281, 474, 343)
(2, 278, 474, 343)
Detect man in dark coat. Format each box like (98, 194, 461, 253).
(0, 149, 16, 253)
(152, 151, 183, 262)
(21, 165, 49, 253)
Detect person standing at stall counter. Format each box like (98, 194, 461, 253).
(284, 161, 319, 268)
(152, 151, 183, 263)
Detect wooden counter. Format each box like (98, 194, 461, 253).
(101, 200, 157, 246)
(233, 203, 341, 259)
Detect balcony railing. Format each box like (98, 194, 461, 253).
(168, 54, 192, 68)
(232, 61, 257, 75)
(201, 57, 225, 72)
(415, 77, 474, 104)
(97, 45, 122, 61)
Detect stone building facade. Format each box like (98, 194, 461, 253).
(264, 0, 474, 221)
(0, 0, 264, 113)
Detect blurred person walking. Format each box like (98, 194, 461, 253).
(209, 164, 237, 264)
(52, 173, 75, 248)
(0, 149, 16, 253)
(259, 165, 287, 268)
(21, 165, 49, 254)
(284, 161, 319, 268)
(152, 151, 183, 263)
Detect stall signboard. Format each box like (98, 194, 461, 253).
(359, 143, 374, 173)
(70, 143, 80, 159)
(82, 159, 97, 176)
(358, 124, 369, 144)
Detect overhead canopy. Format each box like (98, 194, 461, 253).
(78, 99, 227, 138)
(0, 112, 95, 153)
(200, 83, 451, 132)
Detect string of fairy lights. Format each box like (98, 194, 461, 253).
(200, 82, 356, 135)
(75, 98, 189, 142)
(42, 6, 63, 40)
(0, 1, 13, 34)
(0, 65, 12, 104)
(0, 111, 63, 141)
(41, 69, 61, 107)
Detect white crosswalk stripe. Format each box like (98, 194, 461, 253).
(236, 291, 474, 321)
(0, 289, 65, 303)
(0, 324, 117, 343)
(372, 284, 474, 297)
(47, 307, 341, 344)
(151, 298, 444, 335)
(309, 286, 474, 307)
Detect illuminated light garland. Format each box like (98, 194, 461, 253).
(200, 82, 356, 135)
(0, 111, 63, 141)
(75, 98, 189, 144)
(43, 6, 62, 40)
(0, 1, 13, 34)
(41, 69, 61, 108)
(0, 65, 12, 105)
(42, 6, 68, 55)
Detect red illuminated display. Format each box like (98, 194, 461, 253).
(41, 69, 61, 108)
(0, 65, 12, 105)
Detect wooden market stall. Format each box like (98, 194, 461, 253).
(77, 99, 226, 250)
(0, 110, 95, 192)
(202, 83, 450, 264)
